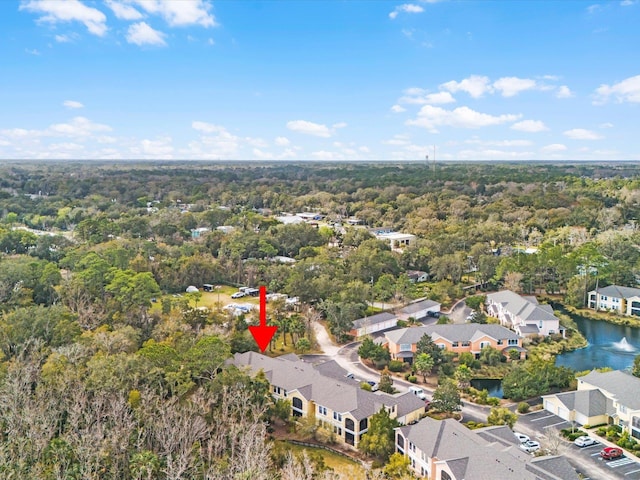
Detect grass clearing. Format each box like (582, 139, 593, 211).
(273, 440, 367, 479)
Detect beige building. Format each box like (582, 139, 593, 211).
(232, 352, 427, 448)
(588, 285, 640, 316)
(543, 370, 640, 439)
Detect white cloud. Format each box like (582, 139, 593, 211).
(542, 75, 560, 81)
(492, 77, 537, 97)
(587, 4, 601, 14)
(287, 120, 332, 137)
(389, 3, 424, 19)
(190, 121, 241, 158)
(130, 0, 217, 27)
(453, 148, 535, 161)
(424, 91, 456, 104)
(407, 105, 520, 131)
(20, 0, 108, 36)
(139, 136, 174, 157)
(621, 0, 635, 5)
(207, 37, 214, 45)
(25, 48, 41, 55)
(63, 100, 84, 109)
(440, 75, 493, 98)
(564, 128, 603, 140)
(465, 138, 533, 147)
(48, 116, 111, 136)
(54, 33, 74, 43)
(399, 90, 456, 105)
(510, 120, 549, 132)
(105, 0, 143, 20)
(275, 136, 290, 146)
(594, 75, 640, 104)
(556, 85, 574, 98)
(391, 104, 407, 113)
(332, 122, 348, 129)
(599, 122, 614, 129)
(126, 22, 167, 46)
(541, 143, 567, 152)
(311, 150, 338, 160)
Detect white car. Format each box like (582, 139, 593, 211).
(519, 440, 541, 453)
(514, 432, 530, 444)
(231, 291, 246, 299)
(574, 435, 598, 447)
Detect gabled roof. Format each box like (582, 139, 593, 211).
(397, 418, 579, 480)
(352, 312, 396, 330)
(385, 324, 520, 346)
(487, 290, 559, 324)
(550, 389, 608, 417)
(579, 370, 640, 410)
(231, 351, 424, 420)
(593, 284, 640, 299)
(400, 299, 440, 315)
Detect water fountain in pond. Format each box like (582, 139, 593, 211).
(613, 337, 636, 352)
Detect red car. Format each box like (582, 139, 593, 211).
(600, 447, 623, 460)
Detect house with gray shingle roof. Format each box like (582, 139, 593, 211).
(542, 370, 640, 438)
(382, 324, 525, 363)
(396, 417, 579, 479)
(231, 351, 426, 448)
(588, 284, 640, 316)
(485, 290, 561, 337)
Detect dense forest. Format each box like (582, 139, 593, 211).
(1, 161, 640, 478)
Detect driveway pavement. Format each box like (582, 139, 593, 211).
(307, 319, 640, 480)
(516, 409, 640, 480)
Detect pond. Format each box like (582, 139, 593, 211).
(470, 378, 504, 399)
(471, 312, 640, 399)
(555, 312, 640, 372)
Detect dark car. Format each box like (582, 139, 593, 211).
(600, 447, 623, 460)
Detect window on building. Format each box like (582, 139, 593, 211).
(437, 344, 446, 349)
(508, 338, 518, 346)
(461, 341, 470, 347)
(497, 339, 503, 345)
(333, 412, 342, 422)
(400, 343, 411, 351)
(480, 341, 491, 349)
(318, 405, 327, 416)
(452, 341, 459, 347)
(441, 472, 452, 480)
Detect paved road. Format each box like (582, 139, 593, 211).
(307, 319, 632, 480)
(515, 409, 640, 480)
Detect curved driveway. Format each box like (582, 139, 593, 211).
(304, 319, 628, 479)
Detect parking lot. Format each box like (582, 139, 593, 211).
(518, 410, 640, 479)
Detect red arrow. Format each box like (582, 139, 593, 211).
(248, 286, 278, 352)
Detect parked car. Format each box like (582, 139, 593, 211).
(600, 447, 623, 460)
(574, 435, 598, 447)
(514, 432, 530, 444)
(519, 440, 541, 453)
(366, 380, 379, 391)
(231, 291, 246, 299)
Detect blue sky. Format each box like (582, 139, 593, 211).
(1, 0, 639, 161)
